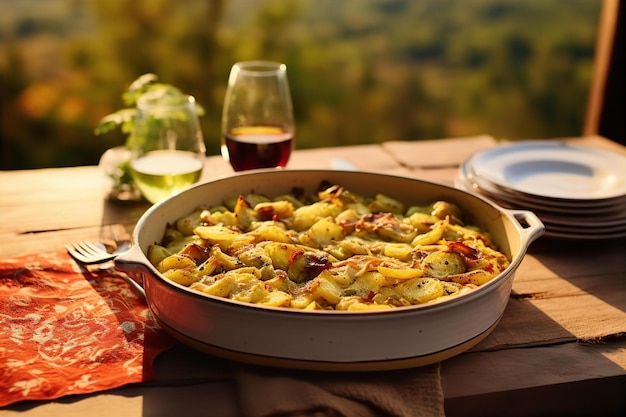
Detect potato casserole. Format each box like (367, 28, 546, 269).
(147, 182, 511, 311)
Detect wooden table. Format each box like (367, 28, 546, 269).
(1, 135, 625, 417)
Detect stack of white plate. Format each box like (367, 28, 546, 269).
(455, 141, 626, 240)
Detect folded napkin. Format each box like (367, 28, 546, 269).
(235, 363, 444, 417)
(0, 251, 176, 407)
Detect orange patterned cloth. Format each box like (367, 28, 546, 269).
(0, 251, 176, 407)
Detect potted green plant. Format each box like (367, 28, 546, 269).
(95, 73, 204, 201)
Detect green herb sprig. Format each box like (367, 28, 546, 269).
(94, 73, 205, 137)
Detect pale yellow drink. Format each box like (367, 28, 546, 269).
(131, 150, 203, 203)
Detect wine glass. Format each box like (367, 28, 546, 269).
(128, 91, 206, 203)
(221, 61, 295, 171)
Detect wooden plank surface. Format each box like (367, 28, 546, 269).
(1, 136, 625, 416)
(382, 135, 498, 168)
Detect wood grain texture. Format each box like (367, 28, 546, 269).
(1, 136, 625, 416)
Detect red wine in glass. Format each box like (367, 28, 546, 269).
(223, 126, 293, 171)
(221, 61, 295, 172)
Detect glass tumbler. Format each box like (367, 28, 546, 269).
(221, 61, 294, 171)
(128, 92, 206, 204)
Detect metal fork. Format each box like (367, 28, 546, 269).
(65, 240, 120, 264)
(65, 239, 144, 297)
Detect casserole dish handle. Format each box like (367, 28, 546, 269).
(114, 244, 153, 298)
(506, 209, 545, 247)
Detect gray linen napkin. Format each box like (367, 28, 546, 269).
(235, 363, 445, 417)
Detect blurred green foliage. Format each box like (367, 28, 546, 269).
(0, 0, 600, 169)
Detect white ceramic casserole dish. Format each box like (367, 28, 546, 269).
(115, 170, 544, 371)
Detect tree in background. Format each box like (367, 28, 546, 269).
(0, 0, 600, 170)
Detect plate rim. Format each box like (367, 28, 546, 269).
(462, 158, 626, 213)
(470, 141, 626, 201)
(454, 176, 626, 235)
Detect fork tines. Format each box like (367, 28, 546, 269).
(65, 240, 116, 264)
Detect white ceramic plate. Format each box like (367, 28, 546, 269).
(543, 229, 626, 241)
(536, 211, 626, 228)
(471, 141, 626, 201)
(460, 158, 626, 215)
(454, 175, 626, 240)
(544, 221, 626, 235)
